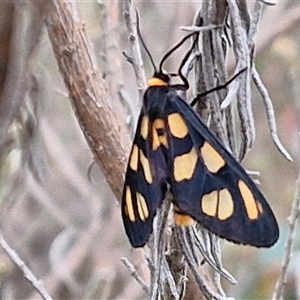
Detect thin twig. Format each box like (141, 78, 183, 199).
(123, 0, 147, 106)
(272, 66, 299, 299)
(0, 231, 53, 300)
(191, 227, 237, 285)
(251, 66, 292, 161)
(248, 0, 264, 47)
(180, 24, 224, 32)
(272, 173, 300, 300)
(120, 257, 149, 294)
(175, 227, 228, 300)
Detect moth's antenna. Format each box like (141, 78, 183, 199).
(135, 9, 157, 72)
(190, 68, 247, 107)
(159, 32, 196, 72)
(176, 33, 199, 89)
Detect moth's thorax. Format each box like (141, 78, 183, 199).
(147, 77, 168, 87)
(147, 72, 170, 88)
(143, 86, 169, 116)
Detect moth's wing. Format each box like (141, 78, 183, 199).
(167, 93, 279, 247)
(122, 112, 168, 247)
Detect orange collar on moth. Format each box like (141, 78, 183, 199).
(147, 77, 168, 87)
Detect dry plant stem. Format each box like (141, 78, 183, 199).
(123, 0, 147, 105)
(209, 235, 225, 296)
(150, 200, 170, 300)
(161, 254, 180, 300)
(196, 3, 232, 297)
(272, 173, 300, 300)
(120, 258, 149, 294)
(251, 66, 292, 161)
(176, 227, 226, 300)
(248, 0, 263, 47)
(248, 1, 291, 161)
(0, 231, 53, 300)
(227, 0, 255, 161)
(165, 227, 187, 299)
(272, 67, 299, 300)
(46, 0, 130, 202)
(180, 24, 223, 32)
(201, 1, 228, 145)
(191, 227, 236, 285)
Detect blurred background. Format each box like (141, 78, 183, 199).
(0, 1, 299, 299)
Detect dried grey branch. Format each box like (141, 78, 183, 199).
(120, 257, 149, 294)
(273, 173, 300, 300)
(227, 0, 255, 161)
(248, 0, 264, 46)
(161, 254, 180, 300)
(251, 66, 292, 161)
(180, 24, 224, 32)
(209, 235, 226, 296)
(176, 226, 230, 300)
(149, 199, 170, 299)
(198, 227, 237, 285)
(201, 1, 228, 146)
(0, 231, 53, 300)
(262, 0, 277, 5)
(123, 1, 147, 105)
(165, 230, 187, 300)
(191, 227, 236, 285)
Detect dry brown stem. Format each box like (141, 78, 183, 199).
(46, 0, 130, 202)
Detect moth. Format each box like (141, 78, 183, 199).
(122, 29, 279, 248)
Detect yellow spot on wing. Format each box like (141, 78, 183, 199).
(173, 147, 198, 181)
(174, 213, 195, 226)
(129, 145, 139, 171)
(136, 192, 149, 221)
(238, 180, 259, 220)
(152, 118, 168, 150)
(168, 113, 188, 138)
(201, 142, 225, 173)
(218, 189, 234, 220)
(125, 186, 135, 222)
(139, 149, 153, 184)
(153, 118, 165, 130)
(201, 190, 218, 217)
(148, 77, 168, 87)
(140, 116, 149, 139)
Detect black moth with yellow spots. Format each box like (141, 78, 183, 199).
(122, 32, 279, 248)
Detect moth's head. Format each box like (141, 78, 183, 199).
(147, 71, 170, 87)
(136, 11, 196, 90)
